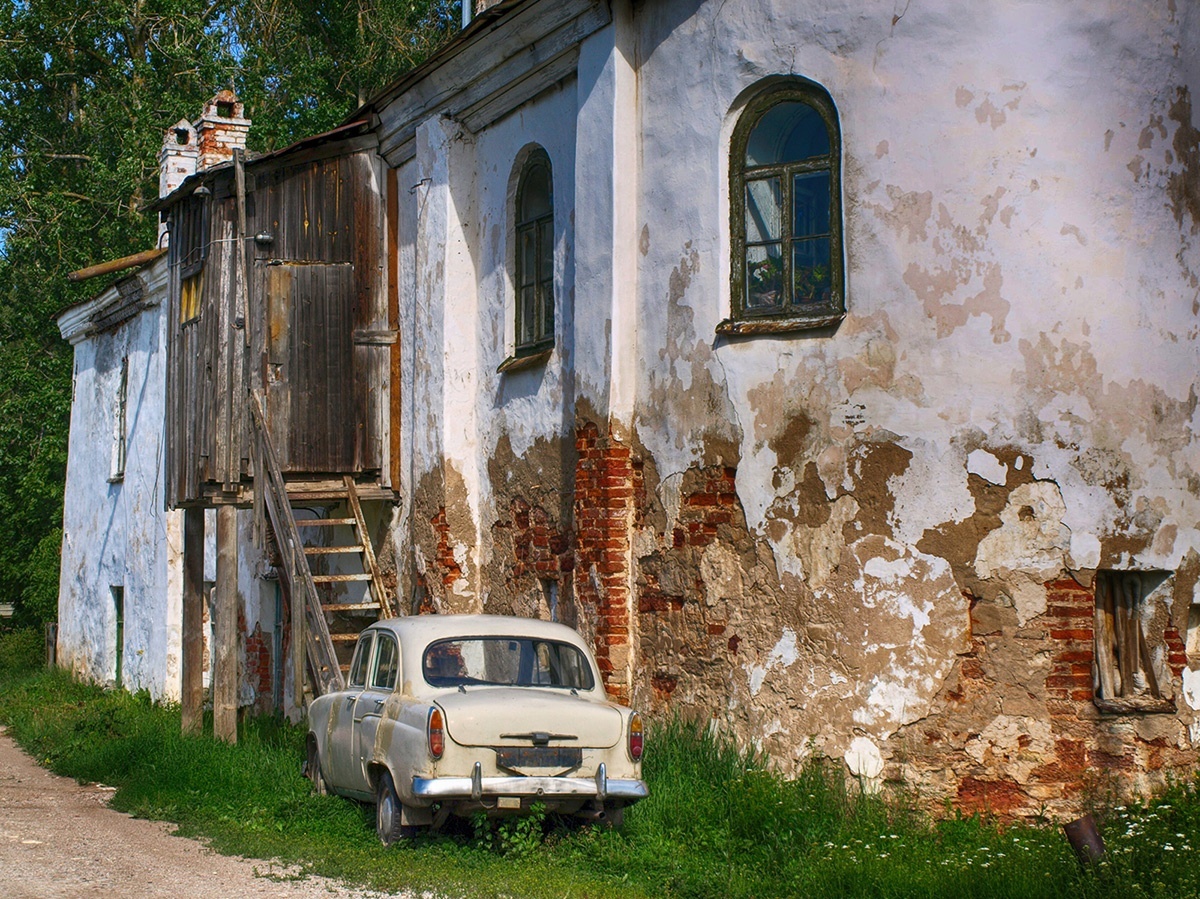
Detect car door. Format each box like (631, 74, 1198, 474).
(326, 631, 372, 792)
(351, 630, 400, 793)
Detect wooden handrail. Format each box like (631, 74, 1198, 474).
(249, 390, 345, 696)
(344, 475, 397, 619)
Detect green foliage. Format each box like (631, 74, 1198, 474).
(0, 0, 458, 622)
(470, 802, 548, 857)
(0, 626, 44, 674)
(19, 528, 61, 626)
(0, 681, 1195, 899)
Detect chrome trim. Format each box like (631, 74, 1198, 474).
(412, 774, 649, 802)
(595, 762, 607, 800)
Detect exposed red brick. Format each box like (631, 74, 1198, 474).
(651, 674, 678, 700)
(1049, 628, 1093, 641)
(244, 622, 273, 712)
(956, 776, 1025, 818)
(1165, 625, 1188, 678)
(432, 508, 463, 588)
(574, 422, 637, 701)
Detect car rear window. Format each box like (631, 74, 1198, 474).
(423, 637, 595, 690)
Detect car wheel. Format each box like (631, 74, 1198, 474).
(306, 738, 327, 796)
(375, 770, 416, 846)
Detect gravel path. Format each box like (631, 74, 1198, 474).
(0, 724, 413, 899)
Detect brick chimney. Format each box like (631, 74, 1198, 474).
(193, 90, 251, 170)
(159, 119, 198, 200)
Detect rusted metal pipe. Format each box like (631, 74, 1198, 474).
(67, 247, 166, 282)
(1063, 813, 1106, 866)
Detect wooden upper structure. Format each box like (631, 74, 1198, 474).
(157, 122, 395, 508)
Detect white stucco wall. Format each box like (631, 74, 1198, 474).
(57, 261, 184, 700)
(57, 263, 276, 707)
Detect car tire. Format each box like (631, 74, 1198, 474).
(306, 737, 327, 796)
(375, 770, 416, 846)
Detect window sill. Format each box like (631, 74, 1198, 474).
(716, 311, 845, 336)
(1094, 696, 1176, 715)
(497, 347, 552, 374)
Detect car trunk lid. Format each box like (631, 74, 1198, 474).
(438, 688, 623, 749)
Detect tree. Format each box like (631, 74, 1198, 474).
(0, 0, 459, 624)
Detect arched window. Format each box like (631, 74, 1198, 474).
(514, 149, 554, 355)
(726, 81, 843, 332)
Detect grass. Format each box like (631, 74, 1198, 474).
(0, 627, 1197, 898)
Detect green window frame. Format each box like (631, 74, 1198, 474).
(513, 149, 554, 356)
(723, 81, 844, 335)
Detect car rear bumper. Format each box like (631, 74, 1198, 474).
(412, 762, 648, 803)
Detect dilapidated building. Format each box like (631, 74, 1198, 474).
(59, 0, 1200, 817)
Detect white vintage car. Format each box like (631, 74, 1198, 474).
(305, 614, 648, 844)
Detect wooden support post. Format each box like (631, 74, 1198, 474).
(214, 505, 239, 743)
(181, 507, 205, 736)
(292, 544, 305, 716)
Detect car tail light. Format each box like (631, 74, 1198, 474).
(427, 706, 445, 759)
(628, 711, 644, 761)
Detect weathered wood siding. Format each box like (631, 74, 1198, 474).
(166, 140, 389, 507)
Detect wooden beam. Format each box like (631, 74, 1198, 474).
(67, 247, 166, 282)
(181, 507, 205, 736)
(387, 167, 401, 494)
(214, 505, 239, 743)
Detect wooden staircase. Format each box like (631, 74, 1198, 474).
(249, 391, 397, 701)
(291, 476, 397, 678)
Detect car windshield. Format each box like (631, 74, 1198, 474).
(422, 637, 595, 690)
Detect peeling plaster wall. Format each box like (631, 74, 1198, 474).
(57, 276, 184, 701)
(386, 0, 1200, 815)
(623, 0, 1200, 815)
(395, 85, 580, 619)
(58, 269, 278, 711)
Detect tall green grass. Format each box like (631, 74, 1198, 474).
(0, 650, 1196, 899)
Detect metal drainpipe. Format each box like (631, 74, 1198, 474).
(461, 0, 472, 29)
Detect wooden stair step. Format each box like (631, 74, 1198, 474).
(323, 602, 382, 612)
(287, 491, 350, 502)
(312, 573, 372, 583)
(285, 482, 396, 504)
(303, 545, 365, 555)
(329, 633, 361, 643)
(296, 517, 356, 527)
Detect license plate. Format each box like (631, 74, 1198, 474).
(494, 747, 582, 769)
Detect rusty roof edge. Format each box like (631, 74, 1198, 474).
(146, 119, 375, 214)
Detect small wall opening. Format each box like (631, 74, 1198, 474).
(542, 579, 559, 622)
(111, 585, 124, 687)
(1093, 569, 1174, 713)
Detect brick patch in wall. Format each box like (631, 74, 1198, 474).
(1045, 578, 1095, 704)
(432, 507, 463, 589)
(573, 422, 635, 704)
(245, 622, 273, 708)
(499, 497, 573, 587)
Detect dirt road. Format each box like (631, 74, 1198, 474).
(0, 724, 412, 899)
